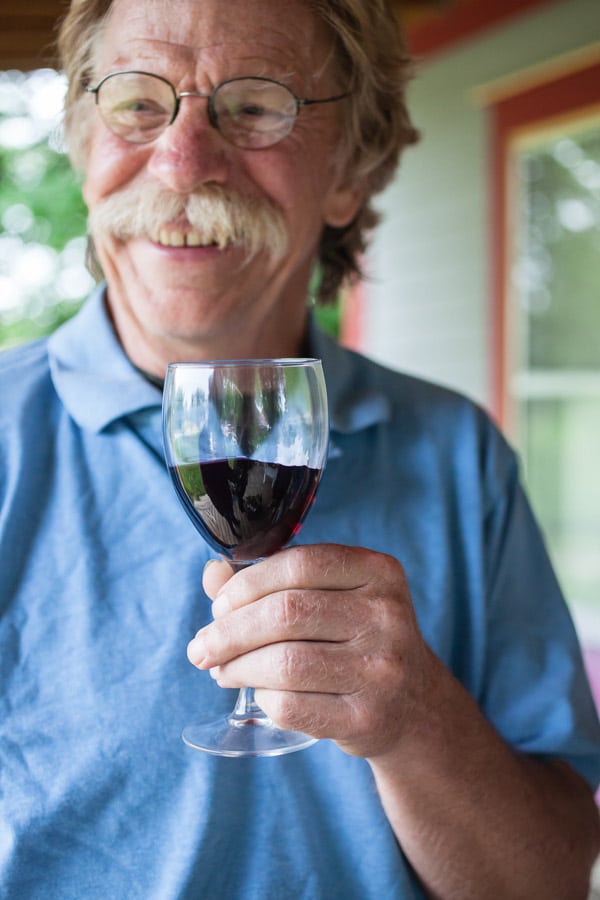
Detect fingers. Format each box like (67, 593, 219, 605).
(191, 544, 411, 670)
(188, 586, 361, 668)
(210, 543, 404, 616)
(210, 640, 363, 695)
(189, 543, 419, 758)
(202, 558, 235, 600)
(254, 689, 358, 742)
(210, 643, 403, 753)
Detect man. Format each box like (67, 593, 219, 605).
(1, 0, 599, 897)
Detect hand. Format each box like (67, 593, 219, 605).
(187, 543, 439, 760)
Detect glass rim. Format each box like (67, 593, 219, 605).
(165, 358, 321, 369)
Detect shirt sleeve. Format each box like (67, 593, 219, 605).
(481, 448, 600, 790)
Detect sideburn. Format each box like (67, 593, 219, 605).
(86, 235, 104, 282)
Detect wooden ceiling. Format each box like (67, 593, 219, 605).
(0, 1, 448, 72)
(0, 2, 66, 71)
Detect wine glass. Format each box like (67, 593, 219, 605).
(163, 359, 329, 757)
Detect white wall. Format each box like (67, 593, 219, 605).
(363, 0, 599, 412)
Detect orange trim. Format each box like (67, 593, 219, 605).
(490, 59, 600, 425)
(405, 0, 557, 59)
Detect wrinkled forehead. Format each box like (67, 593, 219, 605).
(97, 0, 340, 88)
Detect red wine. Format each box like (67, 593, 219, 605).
(169, 458, 322, 562)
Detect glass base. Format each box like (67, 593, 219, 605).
(182, 714, 317, 758)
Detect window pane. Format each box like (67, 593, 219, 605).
(520, 395, 600, 616)
(511, 114, 600, 642)
(516, 126, 600, 370)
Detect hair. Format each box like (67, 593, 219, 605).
(57, 0, 419, 303)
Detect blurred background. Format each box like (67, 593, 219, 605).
(1, 0, 599, 814)
(0, 67, 90, 347)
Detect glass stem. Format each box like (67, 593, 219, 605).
(226, 564, 270, 726)
(228, 687, 272, 727)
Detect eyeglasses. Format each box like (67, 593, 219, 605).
(85, 70, 349, 150)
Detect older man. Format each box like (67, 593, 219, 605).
(1, 0, 599, 897)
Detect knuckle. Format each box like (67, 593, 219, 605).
(352, 705, 381, 741)
(273, 643, 301, 684)
(272, 590, 303, 631)
(376, 550, 407, 587)
(350, 653, 403, 722)
(204, 617, 234, 655)
(281, 544, 322, 587)
(379, 597, 406, 634)
(266, 690, 320, 736)
(373, 651, 402, 687)
(272, 643, 294, 687)
(272, 642, 320, 691)
(268, 691, 299, 730)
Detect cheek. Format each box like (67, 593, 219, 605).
(83, 130, 150, 206)
(245, 146, 332, 228)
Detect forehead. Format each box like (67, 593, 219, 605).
(99, 0, 336, 84)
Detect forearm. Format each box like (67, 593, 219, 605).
(197, 549, 599, 897)
(369, 651, 600, 900)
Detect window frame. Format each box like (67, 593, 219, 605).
(488, 52, 600, 427)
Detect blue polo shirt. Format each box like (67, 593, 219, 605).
(1, 286, 599, 899)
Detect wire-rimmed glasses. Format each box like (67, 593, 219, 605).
(85, 70, 349, 150)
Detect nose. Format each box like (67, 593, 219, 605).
(146, 97, 230, 193)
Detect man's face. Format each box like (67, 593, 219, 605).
(82, 0, 362, 371)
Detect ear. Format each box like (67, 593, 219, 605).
(322, 178, 366, 228)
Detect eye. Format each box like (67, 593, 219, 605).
(113, 97, 169, 117)
(102, 96, 171, 142)
(238, 104, 269, 118)
(224, 100, 278, 120)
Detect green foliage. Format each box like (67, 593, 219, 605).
(313, 301, 341, 339)
(0, 298, 84, 347)
(0, 143, 87, 249)
(0, 70, 89, 348)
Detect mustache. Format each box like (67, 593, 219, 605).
(87, 182, 289, 260)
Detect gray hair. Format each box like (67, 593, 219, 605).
(58, 0, 419, 302)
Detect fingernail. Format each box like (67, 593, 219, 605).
(187, 635, 207, 667)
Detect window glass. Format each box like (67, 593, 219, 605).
(516, 127, 600, 370)
(518, 395, 600, 613)
(511, 117, 600, 640)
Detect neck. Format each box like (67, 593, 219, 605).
(103, 289, 310, 377)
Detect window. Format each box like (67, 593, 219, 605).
(491, 54, 600, 645)
(512, 119, 600, 637)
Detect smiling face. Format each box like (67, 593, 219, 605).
(81, 0, 363, 374)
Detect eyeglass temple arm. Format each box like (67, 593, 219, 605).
(298, 92, 350, 108)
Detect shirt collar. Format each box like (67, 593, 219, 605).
(48, 284, 390, 436)
(48, 284, 162, 432)
(307, 316, 391, 434)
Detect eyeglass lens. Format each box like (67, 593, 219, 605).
(95, 72, 299, 149)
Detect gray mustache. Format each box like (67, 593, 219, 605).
(87, 182, 289, 259)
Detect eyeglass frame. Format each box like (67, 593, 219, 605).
(85, 70, 351, 149)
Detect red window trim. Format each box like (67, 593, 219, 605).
(405, 0, 557, 60)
